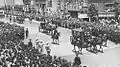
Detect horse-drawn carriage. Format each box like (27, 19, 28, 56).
(38, 22, 57, 35)
(70, 28, 106, 54)
(70, 28, 86, 51)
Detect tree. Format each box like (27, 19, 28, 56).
(88, 3, 98, 22)
(114, 2, 120, 22)
(114, 8, 119, 22)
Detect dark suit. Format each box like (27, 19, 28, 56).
(26, 30, 29, 38)
(74, 56, 81, 65)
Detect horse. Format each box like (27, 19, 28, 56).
(84, 35, 98, 53)
(77, 37, 84, 54)
(51, 31, 60, 44)
(70, 35, 84, 54)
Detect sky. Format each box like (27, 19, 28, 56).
(0, 0, 23, 6)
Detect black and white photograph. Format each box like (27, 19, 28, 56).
(0, 0, 120, 67)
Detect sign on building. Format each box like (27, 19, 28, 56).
(67, 3, 82, 11)
(78, 13, 88, 18)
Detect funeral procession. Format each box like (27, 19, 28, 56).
(1, 0, 120, 67)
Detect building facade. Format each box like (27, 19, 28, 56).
(58, 0, 88, 18)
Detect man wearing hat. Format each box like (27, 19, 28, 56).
(28, 39, 33, 48)
(38, 40, 44, 53)
(45, 43, 51, 55)
(35, 39, 39, 45)
(73, 52, 81, 67)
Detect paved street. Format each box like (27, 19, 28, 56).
(1, 18, 120, 67)
(23, 19, 74, 56)
(22, 19, 120, 67)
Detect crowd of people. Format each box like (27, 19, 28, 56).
(50, 17, 120, 43)
(0, 22, 82, 67)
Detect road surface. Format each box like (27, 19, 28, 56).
(23, 19, 120, 67)
(1, 18, 120, 67)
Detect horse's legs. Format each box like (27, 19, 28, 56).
(79, 47, 82, 54)
(104, 41, 107, 47)
(90, 44, 92, 51)
(53, 38, 54, 43)
(57, 38, 59, 44)
(72, 44, 76, 52)
(94, 45, 97, 53)
(49, 30, 51, 34)
(74, 45, 76, 50)
(99, 44, 103, 52)
(56, 39, 57, 43)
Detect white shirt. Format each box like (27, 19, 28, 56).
(45, 44, 51, 51)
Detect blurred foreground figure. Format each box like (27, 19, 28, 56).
(45, 43, 51, 55)
(73, 52, 81, 67)
(28, 39, 33, 48)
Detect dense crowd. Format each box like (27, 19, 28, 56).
(0, 23, 82, 67)
(50, 18, 120, 43)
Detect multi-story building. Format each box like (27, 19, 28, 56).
(58, 0, 89, 18)
(45, 0, 61, 17)
(34, 0, 46, 13)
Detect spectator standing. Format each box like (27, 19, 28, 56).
(25, 28, 29, 39)
(38, 40, 44, 53)
(45, 43, 51, 55)
(10, 16, 12, 22)
(73, 53, 81, 67)
(28, 39, 33, 48)
(35, 39, 39, 48)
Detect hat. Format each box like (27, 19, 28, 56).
(39, 40, 43, 43)
(36, 39, 39, 41)
(104, 34, 107, 35)
(46, 42, 49, 45)
(92, 36, 95, 38)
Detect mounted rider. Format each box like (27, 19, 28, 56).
(76, 35, 83, 53)
(51, 29, 60, 44)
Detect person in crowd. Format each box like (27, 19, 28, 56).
(35, 38, 39, 48)
(38, 40, 44, 53)
(73, 53, 81, 67)
(25, 28, 29, 39)
(0, 20, 73, 67)
(45, 43, 51, 55)
(28, 39, 33, 48)
(10, 16, 12, 22)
